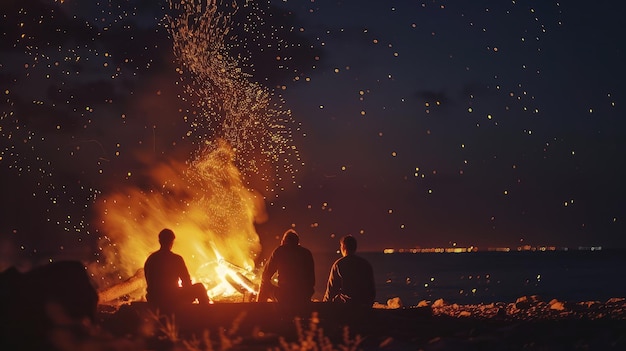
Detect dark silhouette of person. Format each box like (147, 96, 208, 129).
(144, 228, 210, 310)
(323, 235, 375, 307)
(257, 229, 315, 306)
(0, 261, 99, 350)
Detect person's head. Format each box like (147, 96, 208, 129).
(340, 235, 357, 256)
(158, 228, 175, 250)
(281, 229, 300, 246)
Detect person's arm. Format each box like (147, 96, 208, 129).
(257, 251, 277, 301)
(367, 261, 376, 303)
(323, 262, 340, 302)
(143, 257, 153, 286)
(178, 255, 193, 287)
(306, 250, 315, 293)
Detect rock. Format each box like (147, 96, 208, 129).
(607, 297, 625, 304)
(373, 302, 389, 309)
(417, 300, 430, 307)
(432, 298, 445, 308)
(496, 307, 508, 318)
(548, 299, 565, 311)
(515, 296, 532, 309)
(387, 297, 403, 309)
(0, 261, 98, 350)
(458, 311, 472, 317)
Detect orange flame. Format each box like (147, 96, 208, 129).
(93, 140, 265, 302)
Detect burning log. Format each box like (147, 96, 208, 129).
(98, 269, 146, 305)
(218, 258, 250, 275)
(235, 271, 257, 292)
(225, 275, 250, 296)
(218, 259, 258, 292)
(224, 273, 258, 302)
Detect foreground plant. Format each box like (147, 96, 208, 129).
(275, 312, 363, 351)
(147, 309, 246, 351)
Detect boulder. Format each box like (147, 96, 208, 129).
(0, 261, 98, 350)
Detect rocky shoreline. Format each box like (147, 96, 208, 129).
(93, 296, 626, 351)
(410, 295, 626, 321)
(4, 262, 624, 350)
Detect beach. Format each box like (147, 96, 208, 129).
(3, 251, 626, 350)
(91, 297, 626, 351)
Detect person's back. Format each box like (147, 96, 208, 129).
(324, 235, 375, 307)
(144, 228, 210, 310)
(326, 254, 375, 305)
(258, 229, 315, 304)
(144, 249, 189, 306)
(271, 243, 315, 302)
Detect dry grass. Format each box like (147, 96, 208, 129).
(145, 309, 363, 351)
(274, 312, 363, 351)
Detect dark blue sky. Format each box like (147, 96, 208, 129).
(1, 0, 625, 268)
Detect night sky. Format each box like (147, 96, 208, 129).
(1, 0, 625, 271)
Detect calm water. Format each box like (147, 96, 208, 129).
(311, 250, 626, 306)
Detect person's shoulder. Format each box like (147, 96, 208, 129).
(272, 245, 286, 255)
(356, 255, 374, 270)
(356, 254, 373, 264)
(331, 255, 345, 266)
(333, 255, 349, 265)
(299, 245, 314, 256)
(344, 254, 370, 265)
(172, 252, 185, 260)
(145, 250, 159, 261)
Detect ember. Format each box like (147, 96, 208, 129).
(89, 0, 300, 304)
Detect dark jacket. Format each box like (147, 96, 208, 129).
(144, 249, 192, 305)
(260, 243, 315, 303)
(323, 254, 375, 306)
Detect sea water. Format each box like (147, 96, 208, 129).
(312, 250, 626, 306)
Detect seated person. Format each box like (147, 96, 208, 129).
(257, 229, 315, 306)
(144, 228, 210, 310)
(323, 235, 375, 307)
